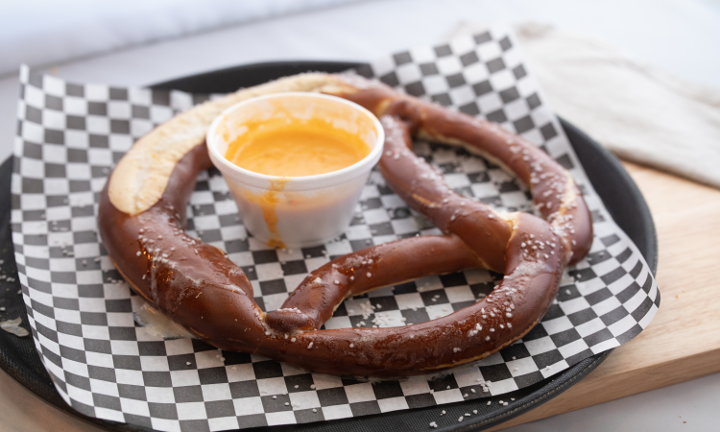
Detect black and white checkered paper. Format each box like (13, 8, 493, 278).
(11, 25, 659, 431)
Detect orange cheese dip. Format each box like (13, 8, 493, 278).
(224, 119, 370, 177)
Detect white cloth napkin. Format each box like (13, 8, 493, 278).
(0, 0, 359, 77)
(450, 22, 720, 189)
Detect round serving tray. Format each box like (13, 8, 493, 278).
(0, 61, 657, 432)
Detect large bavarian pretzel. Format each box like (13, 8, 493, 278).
(99, 73, 592, 377)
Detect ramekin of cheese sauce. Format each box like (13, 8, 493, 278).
(207, 93, 384, 248)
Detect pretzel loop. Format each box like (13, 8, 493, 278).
(98, 73, 592, 377)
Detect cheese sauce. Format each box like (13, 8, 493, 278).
(224, 119, 370, 177)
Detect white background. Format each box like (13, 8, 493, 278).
(0, 0, 718, 431)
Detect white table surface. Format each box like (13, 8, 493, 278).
(1, 0, 719, 430)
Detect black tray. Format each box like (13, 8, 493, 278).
(0, 61, 657, 432)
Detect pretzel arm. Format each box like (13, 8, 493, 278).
(327, 77, 592, 263)
(265, 234, 482, 333)
(415, 101, 592, 264)
(257, 212, 565, 377)
(378, 116, 513, 271)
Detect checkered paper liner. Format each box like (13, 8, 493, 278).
(10, 24, 659, 432)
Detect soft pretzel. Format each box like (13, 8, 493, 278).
(98, 73, 592, 377)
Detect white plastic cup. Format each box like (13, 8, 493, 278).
(207, 92, 384, 249)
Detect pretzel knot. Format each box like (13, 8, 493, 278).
(98, 73, 592, 377)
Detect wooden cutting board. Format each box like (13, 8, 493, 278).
(490, 161, 720, 430)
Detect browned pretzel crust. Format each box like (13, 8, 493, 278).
(98, 73, 592, 377)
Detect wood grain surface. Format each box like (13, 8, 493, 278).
(490, 161, 720, 430)
(1, 160, 718, 431)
